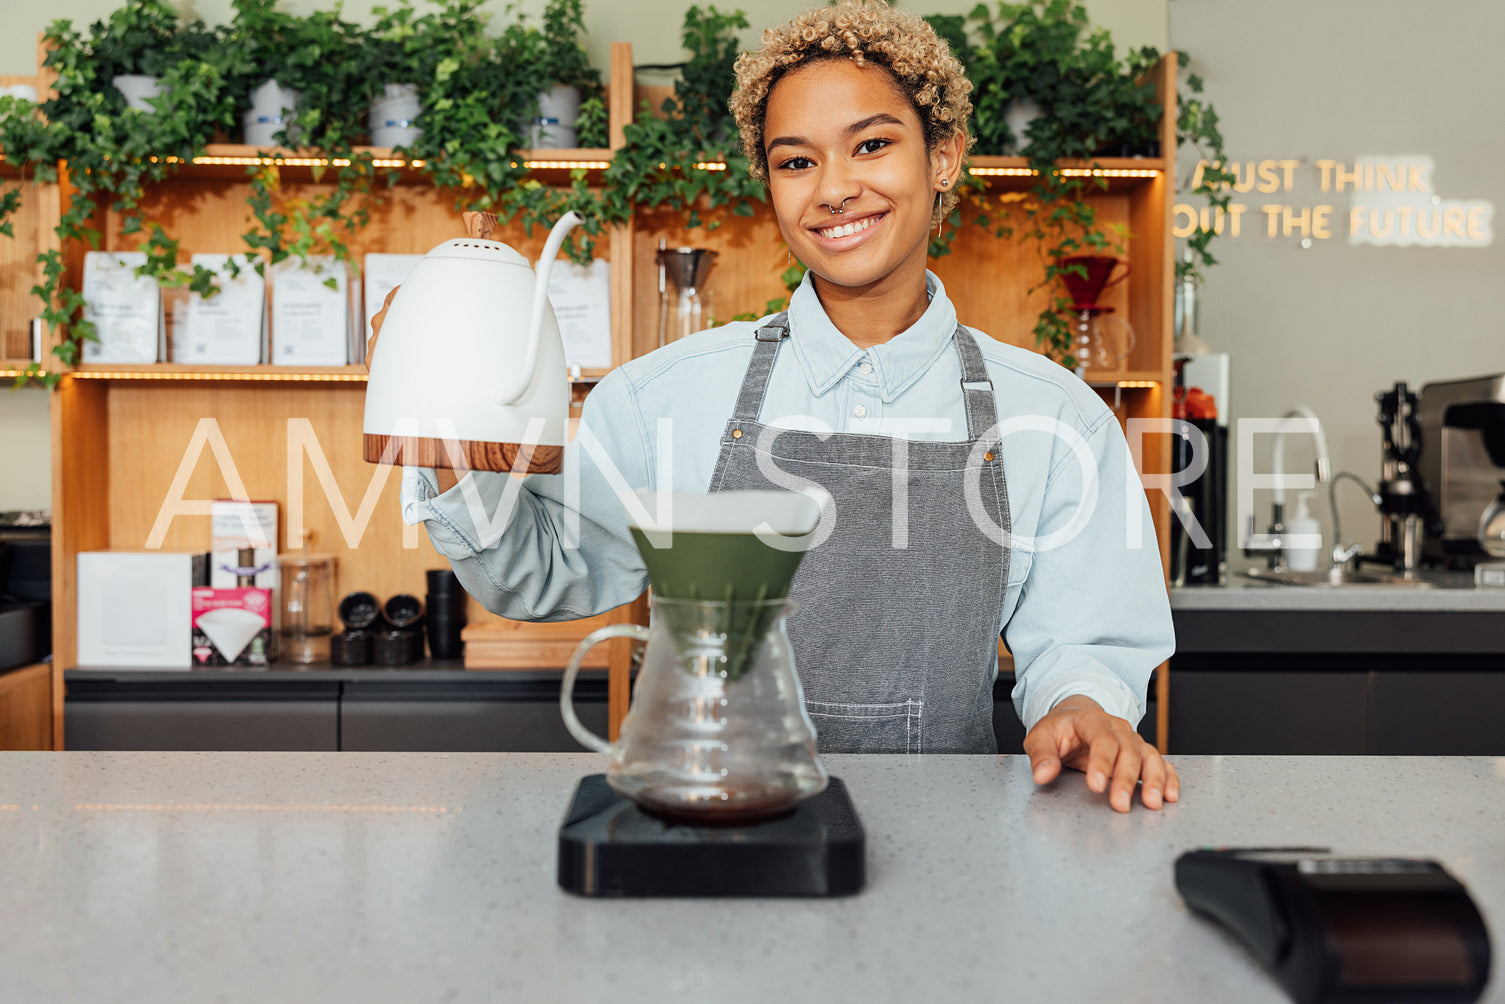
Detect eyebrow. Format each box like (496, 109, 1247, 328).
(765, 112, 907, 154)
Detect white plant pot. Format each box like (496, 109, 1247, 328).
(1004, 97, 1044, 154)
(114, 74, 165, 113)
(529, 84, 579, 148)
(243, 79, 300, 146)
(369, 82, 422, 148)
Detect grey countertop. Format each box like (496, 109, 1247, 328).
(1171, 570, 1505, 611)
(0, 752, 1501, 1003)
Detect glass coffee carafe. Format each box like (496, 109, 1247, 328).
(279, 554, 335, 664)
(560, 596, 828, 823)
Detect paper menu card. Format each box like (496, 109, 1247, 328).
(363, 253, 423, 361)
(174, 253, 266, 364)
(82, 251, 161, 363)
(545, 258, 612, 370)
(270, 257, 350, 366)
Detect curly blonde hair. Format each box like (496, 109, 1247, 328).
(730, 0, 974, 218)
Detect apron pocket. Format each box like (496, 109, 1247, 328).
(806, 699, 923, 754)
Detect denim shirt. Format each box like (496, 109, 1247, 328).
(401, 271, 1174, 731)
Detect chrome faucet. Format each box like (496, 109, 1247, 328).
(1246, 407, 1332, 571)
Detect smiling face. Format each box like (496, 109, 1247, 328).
(763, 58, 962, 305)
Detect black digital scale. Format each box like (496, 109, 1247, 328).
(1176, 847, 1491, 1003)
(557, 774, 865, 898)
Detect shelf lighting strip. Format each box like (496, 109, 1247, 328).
(1116, 380, 1161, 388)
(969, 166, 1161, 179)
(71, 370, 368, 382)
(521, 159, 612, 170)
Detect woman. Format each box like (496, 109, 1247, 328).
(393, 0, 1178, 812)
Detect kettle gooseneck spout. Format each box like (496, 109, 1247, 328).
(496, 211, 586, 407)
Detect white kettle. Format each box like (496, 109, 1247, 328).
(362, 211, 586, 473)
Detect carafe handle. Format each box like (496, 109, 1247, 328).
(560, 624, 649, 755)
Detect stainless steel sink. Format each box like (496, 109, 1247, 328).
(1242, 567, 1435, 588)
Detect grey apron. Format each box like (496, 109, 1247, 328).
(708, 313, 1011, 754)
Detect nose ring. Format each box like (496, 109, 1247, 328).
(827, 196, 852, 215)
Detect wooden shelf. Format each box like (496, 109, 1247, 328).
(967, 155, 1167, 192)
(35, 44, 1178, 752)
(60, 363, 609, 385)
(1081, 369, 1165, 387)
(158, 144, 614, 184)
(150, 147, 1163, 191)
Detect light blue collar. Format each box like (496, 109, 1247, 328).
(786, 270, 959, 403)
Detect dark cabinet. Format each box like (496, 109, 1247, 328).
(1167, 654, 1505, 755)
(67, 678, 341, 751)
(65, 669, 608, 752)
(341, 675, 607, 752)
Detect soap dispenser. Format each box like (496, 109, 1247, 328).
(1284, 491, 1322, 572)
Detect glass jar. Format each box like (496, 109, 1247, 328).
(1479, 481, 1505, 559)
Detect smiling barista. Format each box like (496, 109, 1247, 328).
(387, 0, 1178, 812)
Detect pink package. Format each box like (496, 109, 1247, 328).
(191, 587, 272, 666)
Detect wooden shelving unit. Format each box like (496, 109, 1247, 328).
(21, 44, 1176, 749)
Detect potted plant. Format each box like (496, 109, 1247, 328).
(0, 9, 234, 384)
(363, 0, 488, 150)
(80, 0, 217, 113)
(527, 0, 599, 148)
(604, 5, 763, 230)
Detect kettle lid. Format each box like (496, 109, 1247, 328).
(425, 238, 530, 268)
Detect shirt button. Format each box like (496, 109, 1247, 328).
(853, 404, 868, 418)
(859, 361, 873, 376)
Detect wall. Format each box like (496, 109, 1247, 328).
(1170, 0, 1505, 566)
(0, 0, 1165, 514)
(0, 387, 50, 511)
(0, 1, 1167, 76)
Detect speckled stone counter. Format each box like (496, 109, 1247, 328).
(0, 753, 1501, 1002)
(1171, 571, 1505, 612)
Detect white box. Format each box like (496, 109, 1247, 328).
(77, 552, 208, 669)
(81, 251, 161, 363)
(210, 500, 279, 592)
(270, 257, 349, 366)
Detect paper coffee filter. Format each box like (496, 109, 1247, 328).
(197, 607, 265, 662)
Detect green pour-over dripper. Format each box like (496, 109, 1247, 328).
(627, 490, 821, 680)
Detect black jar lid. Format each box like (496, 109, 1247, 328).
(384, 593, 424, 629)
(339, 591, 381, 631)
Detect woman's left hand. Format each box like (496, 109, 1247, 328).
(1022, 695, 1179, 813)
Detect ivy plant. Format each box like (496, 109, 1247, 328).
(2, 5, 235, 386)
(603, 5, 764, 232)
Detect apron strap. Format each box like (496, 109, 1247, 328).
(954, 325, 999, 442)
(730, 312, 790, 422)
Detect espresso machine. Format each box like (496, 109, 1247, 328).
(1417, 374, 1505, 566)
(1369, 382, 1443, 573)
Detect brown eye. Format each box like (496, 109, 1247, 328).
(855, 138, 891, 155)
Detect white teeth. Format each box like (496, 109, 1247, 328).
(819, 216, 874, 239)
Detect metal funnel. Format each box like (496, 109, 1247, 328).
(658, 247, 718, 289)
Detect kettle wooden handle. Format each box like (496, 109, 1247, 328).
(462, 210, 498, 240)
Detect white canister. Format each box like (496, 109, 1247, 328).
(113, 74, 165, 113)
(529, 84, 579, 148)
(243, 79, 300, 146)
(1003, 97, 1043, 154)
(368, 83, 422, 148)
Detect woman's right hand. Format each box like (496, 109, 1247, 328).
(365, 285, 401, 372)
